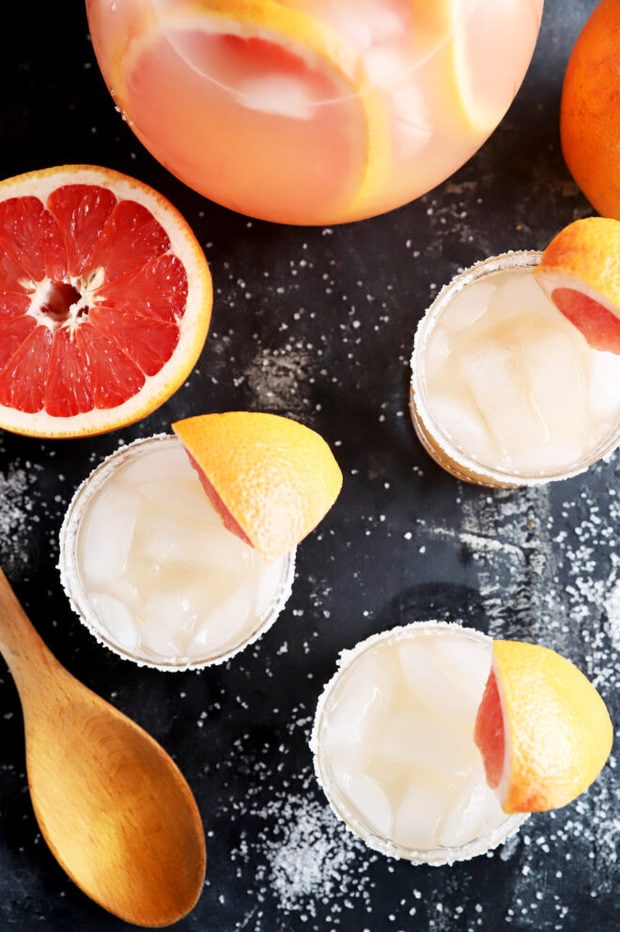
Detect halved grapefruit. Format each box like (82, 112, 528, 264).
(0, 164, 213, 438)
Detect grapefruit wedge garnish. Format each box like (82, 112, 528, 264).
(534, 217, 620, 354)
(172, 411, 343, 561)
(474, 639, 613, 813)
(104, 0, 389, 224)
(0, 165, 212, 438)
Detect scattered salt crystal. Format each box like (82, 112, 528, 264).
(227, 779, 372, 921)
(0, 463, 42, 576)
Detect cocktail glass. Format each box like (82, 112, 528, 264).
(312, 621, 527, 865)
(409, 251, 620, 487)
(85, 0, 544, 225)
(59, 434, 295, 669)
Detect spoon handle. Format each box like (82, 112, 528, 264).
(0, 568, 67, 701)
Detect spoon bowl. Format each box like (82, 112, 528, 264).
(0, 568, 206, 927)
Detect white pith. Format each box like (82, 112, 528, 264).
(22, 267, 105, 335)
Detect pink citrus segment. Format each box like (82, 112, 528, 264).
(534, 217, 620, 354)
(474, 668, 504, 790)
(184, 449, 253, 549)
(0, 165, 212, 438)
(548, 287, 620, 354)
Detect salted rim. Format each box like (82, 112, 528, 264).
(311, 620, 528, 865)
(58, 433, 296, 671)
(409, 250, 620, 488)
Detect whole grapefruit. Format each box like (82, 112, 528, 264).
(561, 0, 620, 218)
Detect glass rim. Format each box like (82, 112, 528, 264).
(311, 620, 528, 865)
(409, 250, 620, 487)
(58, 433, 296, 671)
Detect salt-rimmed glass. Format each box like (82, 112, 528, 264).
(59, 434, 296, 670)
(311, 621, 527, 865)
(409, 251, 620, 488)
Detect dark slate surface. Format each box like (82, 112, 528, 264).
(1, 2, 618, 930)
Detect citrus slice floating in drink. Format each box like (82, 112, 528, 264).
(534, 217, 620, 354)
(0, 164, 212, 438)
(410, 0, 543, 140)
(474, 639, 613, 813)
(105, 0, 389, 224)
(172, 411, 343, 561)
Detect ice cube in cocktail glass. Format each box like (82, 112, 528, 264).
(85, 0, 543, 225)
(59, 435, 295, 669)
(311, 621, 527, 865)
(409, 251, 620, 487)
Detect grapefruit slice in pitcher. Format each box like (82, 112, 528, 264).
(0, 165, 212, 438)
(100, 0, 388, 225)
(534, 217, 620, 354)
(410, 0, 543, 139)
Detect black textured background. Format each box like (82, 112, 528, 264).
(1, 2, 617, 930)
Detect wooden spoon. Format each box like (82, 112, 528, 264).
(0, 567, 206, 927)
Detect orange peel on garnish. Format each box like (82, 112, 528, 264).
(534, 217, 620, 354)
(172, 411, 343, 561)
(474, 639, 613, 813)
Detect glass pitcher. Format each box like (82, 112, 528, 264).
(86, 0, 544, 225)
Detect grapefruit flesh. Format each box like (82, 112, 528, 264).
(0, 165, 212, 438)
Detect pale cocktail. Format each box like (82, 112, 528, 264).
(85, 0, 544, 225)
(59, 435, 295, 669)
(410, 252, 620, 487)
(312, 621, 527, 864)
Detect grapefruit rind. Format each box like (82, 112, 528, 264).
(476, 640, 613, 814)
(534, 217, 620, 354)
(473, 668, 504, 790)
(172, 411, 343, 561)
(0, 165, 213, 438)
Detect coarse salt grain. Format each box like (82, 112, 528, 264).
(0, 463, 41, 576)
